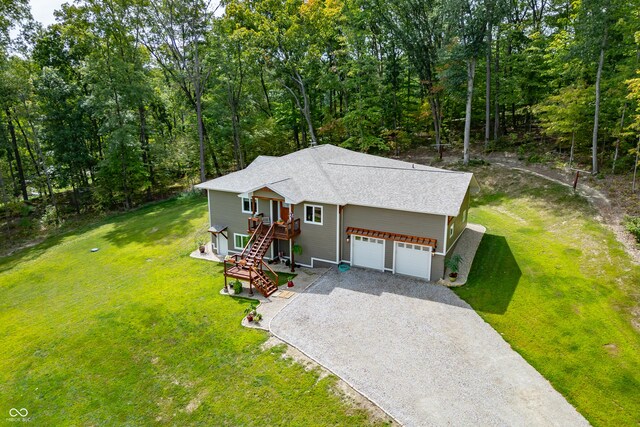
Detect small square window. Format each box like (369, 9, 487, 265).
(242, 197, 256, 214)
(462, 209, 468, 223)
(304, 204, 323, 225)
(355, 235, 361, 241)
(449, 223, 455, 238)
(234, 233, 249, 249)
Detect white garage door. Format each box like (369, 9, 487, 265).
(395, 242, 432, 280)
(351, 235, 385, 271)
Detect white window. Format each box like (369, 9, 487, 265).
(462, 209, 468, 223)
(304, 204, 323, 225)
(241, 197, 256, 214)
(449, 223, 455, 238)
(234, 233, 250, 249)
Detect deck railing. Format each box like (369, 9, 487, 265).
(248, 217, 300, 240)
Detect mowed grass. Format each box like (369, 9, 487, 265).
(0, 195, 379, 425)
(455, 167, 640, 426)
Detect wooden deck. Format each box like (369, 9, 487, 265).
(248, 217, 301, 240)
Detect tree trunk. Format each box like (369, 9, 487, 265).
(493, 26, 500, 141)
(14, 118, 41, 177)
(463, 58, 477, 166)
(5, 108, 28, 201)
(569, 131, 575, 168)
(297, 74, 317, 146)
(139, 105, 154, 196)
(194, 46, 207, 183)
(228, 86, 245, 170)
(485, 21, 492, 149)
(633, 136, 639, 192)
(592, 30, 607, 175)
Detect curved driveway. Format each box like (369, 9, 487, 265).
(270, 268, 588, 426)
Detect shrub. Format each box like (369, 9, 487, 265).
(445, 254, 463, 274)
(233, 280, 242, 294)
(624, 216, 640, 243)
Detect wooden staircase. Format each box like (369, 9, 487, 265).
(223, 220, 279, 297)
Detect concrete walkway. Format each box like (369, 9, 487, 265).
(439, 223, 486, 287)
(271, 268, 589, 427)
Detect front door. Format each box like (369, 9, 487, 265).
(280, 201, 290, 221)
(217, 233, 228, 256)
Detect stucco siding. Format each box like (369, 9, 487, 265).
(341, 205, 446, 271)
(290, 202, 338, 266)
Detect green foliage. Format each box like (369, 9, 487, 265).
(624, 216, 640, 242)
(233, 280, 243, 294)
(292, 244, 303, 255)
(444, 254, 463, 273)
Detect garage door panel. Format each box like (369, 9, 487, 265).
(352, 236, 385, 271)
(395, 242, 431, 280)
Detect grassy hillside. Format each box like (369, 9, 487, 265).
(0, 194, 379, 425)
(456, 167, 640, 426)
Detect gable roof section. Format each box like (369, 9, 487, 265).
(196, 145, 475, 217)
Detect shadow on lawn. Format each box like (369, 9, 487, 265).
(456, 233, 522, 315)
(102, 197, 206, 247)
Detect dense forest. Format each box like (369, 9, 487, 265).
(1, 0, 640, 229)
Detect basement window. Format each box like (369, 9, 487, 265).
(234, 233, 249, 249)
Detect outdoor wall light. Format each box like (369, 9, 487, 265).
(346, 235, 351, 243)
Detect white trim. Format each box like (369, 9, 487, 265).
(206, 190, 212, 242)
(233, 233, 249, 250)
(392, 240, 396, 273)
(335, 206, 340, 263)
(445, 225, 467, 255)
(442, 216, 449, 254)
(311, 257, 339, 267)
(304, 204, 323, 225)
(241, 197, 255, 214)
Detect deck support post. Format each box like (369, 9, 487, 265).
(223, 260, 228, 293)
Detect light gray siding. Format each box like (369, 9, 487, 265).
(208, 190, 266, 251)
(341, 205, 446, 271)
(289, 202, 338, 266)
(253, 188, 283, 200)
(445, 187, 470, 255)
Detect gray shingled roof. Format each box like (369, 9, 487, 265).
(195, 145, 475, 217)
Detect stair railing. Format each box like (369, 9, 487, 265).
(252, 222, 276, 258)
(260, 259, 279, 287)
(241, 219, 263, 258)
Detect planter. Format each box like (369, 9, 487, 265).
(449, 273, 458, 282)
(199, 245, 206, 254)
(246, 314, 253, 322)
(287, 280, 294, 288)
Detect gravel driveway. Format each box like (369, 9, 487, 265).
(270, 268, 589, 426)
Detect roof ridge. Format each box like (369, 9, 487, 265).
(325, 162, 468, 174)
(307, 147, 346, 205)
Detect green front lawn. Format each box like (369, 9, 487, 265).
(0, 195, 380, 425)
(456, 167, 640, 426)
